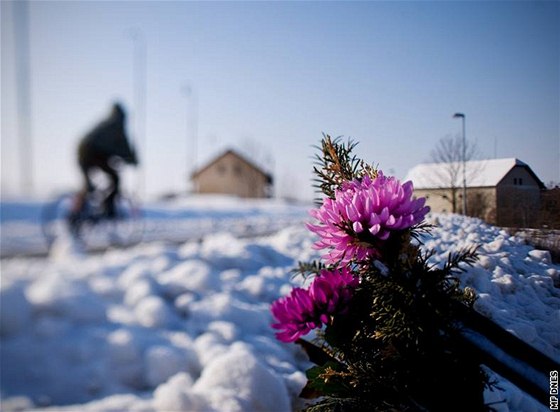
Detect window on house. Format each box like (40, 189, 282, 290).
(217, 164, 226, 175)
(519, 178, 523, 185)
(513, 178, 518, 185)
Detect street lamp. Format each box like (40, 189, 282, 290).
(453, 112, 467, 215)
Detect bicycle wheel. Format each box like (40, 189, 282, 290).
(41, 193, 77, 248)
(42, 192, 143, 251)
(101, 194, 144, 247)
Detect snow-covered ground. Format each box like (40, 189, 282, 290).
(0, 195, 308, 257)
(1, 196, 558, 411)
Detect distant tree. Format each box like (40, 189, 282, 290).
(239, 137, 274, 172)
(546, 181, 560, 189)
(430, 134, 481, 214)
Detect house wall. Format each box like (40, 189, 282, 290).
(414, 188, 456, 214)
(415, 166, 542, 227)
(414, 187, 497, 223)
(193, 152, 270, 198)
(539, 188, 560, 229)
(495, 167, 542, 227)
(410, 163, 544, 227)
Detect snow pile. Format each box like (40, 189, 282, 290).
(425, 214, 560, 361)
(0, 210, 558, 412)
(0, 224, 314, 412)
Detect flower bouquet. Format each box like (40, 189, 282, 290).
(271, 136, 491, 411)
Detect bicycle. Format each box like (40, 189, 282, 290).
(41, 188, 144, 251)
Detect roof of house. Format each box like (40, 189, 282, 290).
(404, 158, 545, 189)
(191, 148, 272, 181)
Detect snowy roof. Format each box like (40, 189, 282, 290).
(404, 158, 544, 189)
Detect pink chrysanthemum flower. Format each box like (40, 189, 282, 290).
(307, 172, 429, 266)
(271, 267, 358, 342)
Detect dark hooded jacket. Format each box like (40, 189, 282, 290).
(78, 103, 137, 166)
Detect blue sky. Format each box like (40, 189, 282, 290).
(2, 1, 559, 200)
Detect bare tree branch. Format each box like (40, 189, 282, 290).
(429, 134, 481, 213)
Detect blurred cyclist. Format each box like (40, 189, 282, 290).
(70, 102, 138, 223)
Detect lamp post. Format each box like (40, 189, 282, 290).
(453, 112, 467, 215)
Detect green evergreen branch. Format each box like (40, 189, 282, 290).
(443, 245, 479, 275)
(312, 134, 376, 204)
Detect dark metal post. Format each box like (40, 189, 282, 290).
(454, 113, 467, 215)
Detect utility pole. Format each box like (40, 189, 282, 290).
(14, 0, 33, 196)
